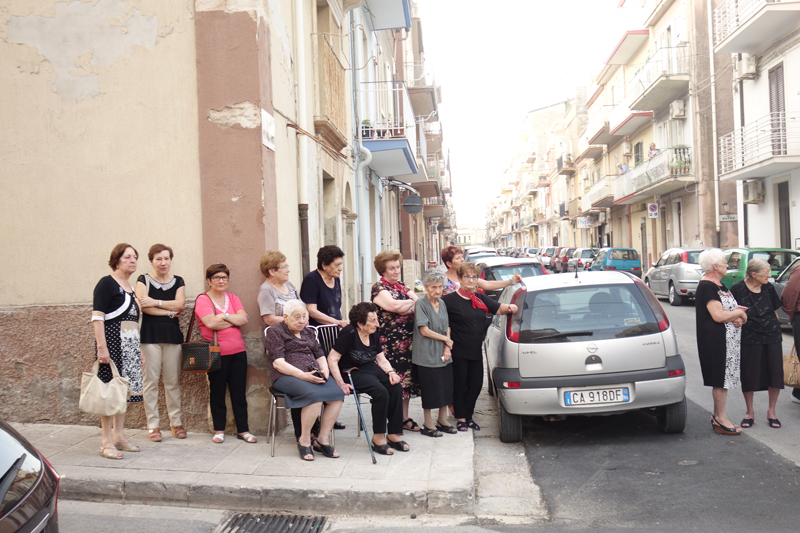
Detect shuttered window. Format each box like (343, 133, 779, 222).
(769, 64, 786, 156)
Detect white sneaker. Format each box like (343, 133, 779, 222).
(792, 396, 800, 404)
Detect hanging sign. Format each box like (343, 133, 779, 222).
(647, 203, 659, 219)
(403, 194, 423, 214)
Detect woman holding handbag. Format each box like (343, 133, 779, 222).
(91, 243, 145, 460)
(136, 244, 186, 443)
(781, 260, 800, 404)
(196, 263, 256, 444)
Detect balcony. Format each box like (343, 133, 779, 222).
(559, 202, 568, 219)
(615, 147, 694, 204)
(361, 81, 419, 182)
(568, 198, 580, 220)
(405, 59, 441, 117)
(524, 178, 539, 196)
(314, 35, 348, 151)
(719, 111, 800, 180)
(643, 0, 677, 27)
(629, 45, 690, 112)
(424, 121, 443, 153)
(609, 90, 654, 137)
(586, 175, 615, 209)
(364, 0, 412, 31)
(423, 195, 444, 218)
(713, 0, 800, 54)
(576, 132, 604, 162)
(536, 177, 551, 189)
(585, 106, 616, 145)
(581, 194, 593, 215)
(557, 155, 575, 175)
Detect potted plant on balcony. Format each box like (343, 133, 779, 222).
(361, 119, 373, 139)
(668, 147, 692, 175)
(391, 122, 404, 137)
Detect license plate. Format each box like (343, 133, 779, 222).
(563, 387, 630, 406)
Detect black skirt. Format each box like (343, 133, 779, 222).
(272, 375, 344, 408)
(740, 342, 784, 392)
(417, 364, 454, 409)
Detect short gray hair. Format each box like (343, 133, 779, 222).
(698, 248, 726, 272)
(282, 299, 307, 317)
(421, 267, 447, 287)
(746, 258, 770, 278)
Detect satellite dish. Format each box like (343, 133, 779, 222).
(403, 194, 423, 214)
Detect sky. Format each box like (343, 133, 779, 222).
(416, 0, 646, 228)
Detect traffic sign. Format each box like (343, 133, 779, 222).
(647, 203, 658, 218)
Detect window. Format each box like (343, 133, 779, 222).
(726, 252, 741, 270)
(655, 252, 670, 267)
(634, 141, 644, 166)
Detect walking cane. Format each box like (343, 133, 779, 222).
(347, 370, 376, 464)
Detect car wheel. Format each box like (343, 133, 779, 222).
(669, 283, 683, 306)
(656, 397, 687, 433)
(498, 397, 522, 443)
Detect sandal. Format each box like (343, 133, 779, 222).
(421, 426, 442, 438)
(99, 446, 123, 460)
(467, 419, 481, 431)
(436, 423, 458, 434)
(371, 441, 394, 455)
(297, 443, 315, 461)
(387, 439, 410, 452)
(312, 441, 339, 458)
(113, 441, 140, 452)
(171, 425, 187, 439)
(212, 433, 225, 444)
(740, 418, 754, 428)
(237, 432, 257, 443)
(456, 421, 469, 432)
(148, 428, 162, 442)
(402, 418, 421, 432)
(333, 421, 346, 430)
(768, 418, 782, 429)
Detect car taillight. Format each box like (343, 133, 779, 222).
(633, 278, 670, 331)
(680, 251, 688, 263)
(38, 449, 60, 522)
(477, 269, 486, 294)
(668, 369, 684, 377)
(541, 265, 548, 275)
(577, 259, 583, 266)
(506, 287, 526, 342)
(604, 266, 616, 270)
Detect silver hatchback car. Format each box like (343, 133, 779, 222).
(644, 247, 709, 306)
(484, 271, 686, 442)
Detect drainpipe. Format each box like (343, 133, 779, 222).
(707, 0, 721, 246)
(296, 0, 311, 273)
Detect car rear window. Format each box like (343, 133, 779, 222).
(0, 427, 43, 517)
(485, 264, 542, 281)
(610, 249, 639, 261)
(579, 250, 594, 258)
(751, 251, 800, 271)
(516, 284, 659, 343)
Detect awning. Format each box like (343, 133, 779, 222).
(364, 138, 419, 181)
(365, 0, 412, 31)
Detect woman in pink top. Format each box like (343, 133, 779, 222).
(196, 263, 256, 444)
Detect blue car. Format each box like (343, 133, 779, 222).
(590, 248, 643, 278)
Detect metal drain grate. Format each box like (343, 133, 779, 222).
(216, 513, 327, 533)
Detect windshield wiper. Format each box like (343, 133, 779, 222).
(532, 331, 594, 341)
(0, 453, 27, 508)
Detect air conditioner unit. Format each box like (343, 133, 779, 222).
(737, 54, 757, 80)
(622, 142, 632, 156)
(669, 100, 686, 119)
(743, 180, 765, 204)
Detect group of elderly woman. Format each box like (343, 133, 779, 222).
(696, 248, 797, 435)
(92, 242, 518, 461)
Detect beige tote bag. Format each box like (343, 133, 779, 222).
(79, 360, 131, 416)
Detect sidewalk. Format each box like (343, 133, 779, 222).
(13, 398, 475, 516)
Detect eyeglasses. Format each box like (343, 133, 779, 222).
(462, 275, 478, 280)
(211, 276, 229, 282)
(276, 265, 290, 271)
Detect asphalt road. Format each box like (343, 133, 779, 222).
(518, 299, 800, 532)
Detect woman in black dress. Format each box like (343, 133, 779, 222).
(442, 263, 517, 432)
(92, 243, 144, 459)
(136, 244, 186, 443)
(695, 248, 749, 435)
(328, 302, 408, 455)
(730, 259, 784, 428)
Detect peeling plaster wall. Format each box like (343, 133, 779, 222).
(0, 0, 204, 305)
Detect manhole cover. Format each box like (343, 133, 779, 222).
(217, 513, 327, 533)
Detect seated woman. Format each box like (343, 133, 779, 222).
(264, 300, 344, 461)
(328, 302, 409, 456)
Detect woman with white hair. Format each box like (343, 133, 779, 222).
(695, 248, 749, 435)
(413, 268, 456, 437)
(264, 300, 344, 461)
(730, 259, 784, 428)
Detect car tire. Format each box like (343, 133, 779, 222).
(498, 397, 522, 443)
(656, 397, 687, 433)
(669, 283, 683, 306)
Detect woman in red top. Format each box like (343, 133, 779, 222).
(196, 263, 256, 444)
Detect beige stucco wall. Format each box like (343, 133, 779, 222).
(0, 0, 204, 305)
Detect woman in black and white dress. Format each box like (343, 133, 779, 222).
(92, 243, 144, 459)
(136, 243, 186, 443)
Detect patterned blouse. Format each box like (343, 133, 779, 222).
(264, 322, 325, 385)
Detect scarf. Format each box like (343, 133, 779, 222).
(381, 277, 408, 295)
(458, 287, 488, 312)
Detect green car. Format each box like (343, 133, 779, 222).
(721, 247, 800, 289)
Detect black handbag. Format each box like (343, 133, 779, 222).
(181, 293, 222, 373)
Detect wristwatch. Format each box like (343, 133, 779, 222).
(224, 313, 230, 321)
